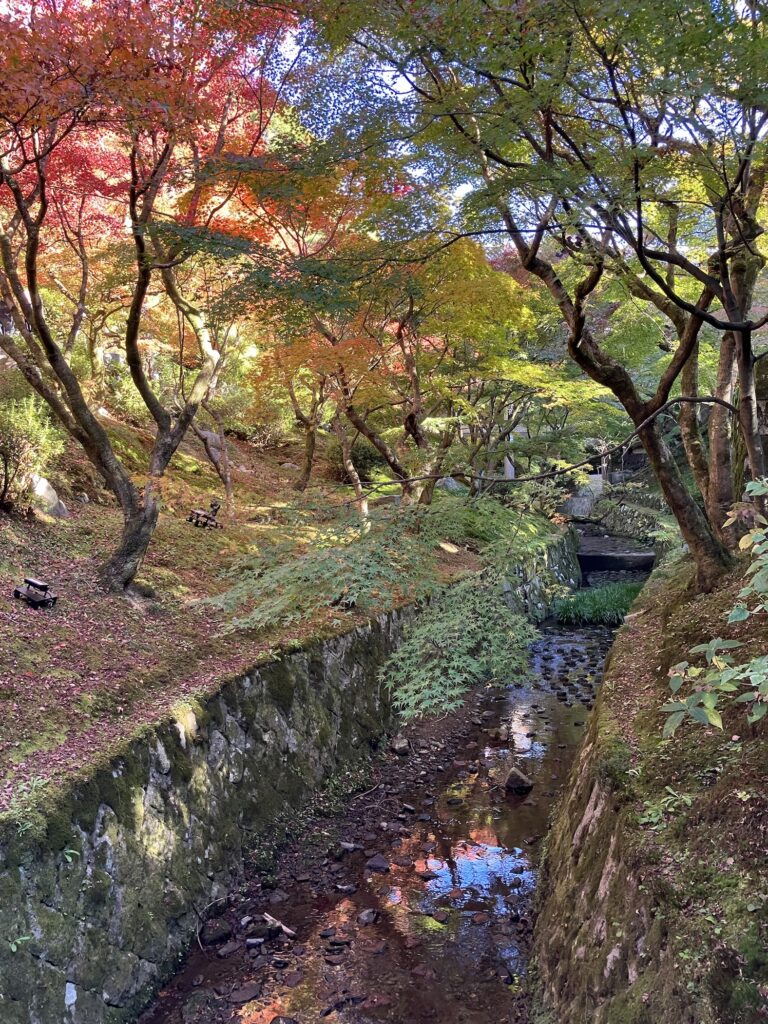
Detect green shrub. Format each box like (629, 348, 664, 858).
(662, 478, 768, 735)
(328, 436, 390, 482)
(211, 495, 552, 629)
(552, 581, 644, 625)
(383, 571, 539, 718)
(211, 504, 443, 631)
(0, 397, 64, 508)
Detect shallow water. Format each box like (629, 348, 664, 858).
(142, 624, 614, 1024)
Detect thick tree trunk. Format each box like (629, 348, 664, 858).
(639, 421, 732, 591)
(102, 494, 160, 591)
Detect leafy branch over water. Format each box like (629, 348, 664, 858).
(663, 480, 768, 736)
(208, 495, 559, 715)
(382, 571, 539, 719)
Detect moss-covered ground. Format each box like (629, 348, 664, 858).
(555, 557, 768, 1021)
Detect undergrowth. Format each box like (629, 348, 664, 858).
(210, 495, 554, 633)
(382, 569, 539, 718)
(552, 581, 643, 625)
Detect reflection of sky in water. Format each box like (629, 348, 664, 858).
(368, 627, 616, 977)
(142, 625, 620, 1024)
(416, 843, 535, 913)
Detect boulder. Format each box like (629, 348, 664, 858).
(390, 735, 410, 756)
(435, 476, 466, 494)
(31, 475, 69, 518)
(504, 766, 534, 796)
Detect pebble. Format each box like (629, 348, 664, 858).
(229, 981, 262, 1004)
(365, 853, 390, 874)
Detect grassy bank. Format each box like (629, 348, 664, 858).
(0, 420, 559, 825)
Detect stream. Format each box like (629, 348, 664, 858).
(140, 604, 628, 1024)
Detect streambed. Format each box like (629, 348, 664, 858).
(140, 616, 620, 1024)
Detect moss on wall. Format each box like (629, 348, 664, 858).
(0, 611, 403, 1024)
(0, 528, 580, 1024)
(532, 561, 768, 1023)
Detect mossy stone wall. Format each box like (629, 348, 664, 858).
(532, 564, 767, 1024)
(0, 530, 580, 1024)
(0, 612, 404, 1024)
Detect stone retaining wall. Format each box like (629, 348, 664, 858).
(0, 530, 579, 1024)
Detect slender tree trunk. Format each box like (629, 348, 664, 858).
(294, 422, 316, 492)
(343, 403, 415, 502)
(734, 327, 766, 482)
(723, 239, 765, 488)
(679, 339, 710, 502)
(707, 332, 737, 544)
(334, 417, 369, 524)
(215, 420, 235, 521)
(191, 413, 235, 520)
(732, 392, 748, 507)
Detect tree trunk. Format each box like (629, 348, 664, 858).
(102, 495, 160, 591)
(294, 423, 316, 492)
(191, 414, 235, 520)
(732, 392, 748, 508)
(418, 428, 456, 505)
(734, 327, 766, 483)
(678, 339, 710, 503)
(706, 332, 737, 544)
(639, 420, 732, 591)
(334, 417, 369, 524)
(343, 404, 416, 502)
